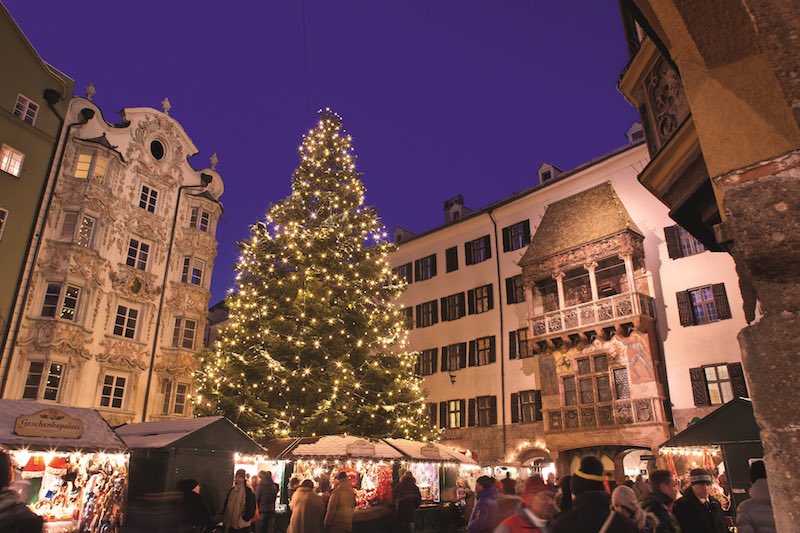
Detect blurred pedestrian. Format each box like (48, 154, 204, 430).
(177, 479, 213, 532)
(553, 475, 572, 518)
(325, 472, 356, 533)
(494, 476, 555, 533)
(222, 469, 256, 533)
(633, 475, 651, 501)
(288, 479, 325, 533)
(254, 471, 278, 533)
(501, 472, 516, 495)
(736, 461, 775, 533)
(0, 451, 42, 533)
(640, 470, 680, 533)
(467, 476, 498, 533)
(612, 485, 657, 533)
(673, 468, 725, 533)
(392, 471, 421, 533)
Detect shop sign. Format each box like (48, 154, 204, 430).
(345, 439, 376, 457)
(14, 409, 83, 439)
(420, 443, 442, 459)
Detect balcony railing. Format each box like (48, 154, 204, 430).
(546, 397, 658, 433)
(530, 291, 655, 339)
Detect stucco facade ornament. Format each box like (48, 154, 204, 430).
(109, 266, 162, 302)
(154, 347, 200, 375)
(37, 243, 108, 289)
(98, 338, 149, 371)
(646, 56, 689, 148)
(166, 283, 210, 315)
(175, 229, 218, 260)
(16, 319, 93, 365)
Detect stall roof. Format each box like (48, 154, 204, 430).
(0, 400, 125, 452)
(384, 438, 477, 464)
(116, 416, 265, 455)
(660, 398, 761, 448)
(274, 435, 403, 459)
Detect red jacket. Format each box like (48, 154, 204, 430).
(494, 507, 545, 533)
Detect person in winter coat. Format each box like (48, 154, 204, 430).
(177, 479, 213, 532)
(494, 476, 555, 533)
(501, 472, 516, 495)
(287, 479, 325, 533)
(553, 475, 572, 519)
(222, 469, 256, 533)
(612, 485, 658, 533)
(254, 471, 278, 533)
(640, 470, 681, 533)
(633, 475, 651, 501)
(673, 468, 726, 533)
(0, 451, 42, 533)
(550, 456, 638, 533)
(736, 461, 776, 533)
(392, 472, 421, 533)
(325, 472, 357, 533)
(467, 476, 499, 533)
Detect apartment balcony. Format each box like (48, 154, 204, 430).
(530, 291, 655, 342)
(546, 397, 659, 433)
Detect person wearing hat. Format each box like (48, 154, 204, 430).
(178, 478, 213, 532)
(611, 485, 658, 532)
(494, 475, 555, 532)
(325, 471, 356, 533)
(673, 468, 726, 533)
(0, 451, 42, 533)
(550, 456, 638, 533)
(467, 475, 499, 533)
(736, 460, 775, 533)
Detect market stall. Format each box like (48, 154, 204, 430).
(0, 400, 128, 533)
(116, 416, 266, 517)
(659, 398, 762, 519)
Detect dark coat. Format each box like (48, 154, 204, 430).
(0, 488, 43, 533)
(392, 477, 421, 523)
(550, 490, 639, 533)
(641, 490, 681, 533)
(223, 483, 257, 523)
(467, 486, 499, 533)
(673, 489, 726, 533)
(255, 478, 278, 515)
(180, 490, 213, 528)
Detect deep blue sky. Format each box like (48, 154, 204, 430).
(6, 1, 638, 304)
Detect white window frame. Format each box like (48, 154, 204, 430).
(99, 373, 127, 410)
(59, 209, 97, 248)
(0, 208, 7, 240)
(0, 144, 24, 177)
(447, 400, 462, 429)
(22, 360, 65, 401)
(172, 317, 197, 350)
(73, 150, 110, 182)
(704, 365, 734, 405)
(181, 256, 205, 286)
(189, 206, 211, 232)
(40, 282, 82, 322)
(160, 379, 191, 415)
(13, 94, 39, 125)
(476, 396, 492, 426)
(139, 184, 159, 213)
(474, 284, 491, 314)
(126, 238, 150, 271)
(113, 305, 138, 339)
(173, 382, 189, 415)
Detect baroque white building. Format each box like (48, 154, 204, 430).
(0, 97, 224, 425)
(389, 141, 749, 476)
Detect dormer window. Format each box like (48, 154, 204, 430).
(74, 151, 110, 182)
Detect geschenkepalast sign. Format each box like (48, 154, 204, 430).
(13, 409, 83, 439)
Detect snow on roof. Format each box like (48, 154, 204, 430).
(0, 400, 125, 451)
(384, 438, 477, 464)
(291, 435, 403, 459)
(115, 416, 224, 449)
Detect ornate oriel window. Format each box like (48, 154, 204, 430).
(561, 354, 630, 408)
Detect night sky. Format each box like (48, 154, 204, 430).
(5, 1, 638, 304)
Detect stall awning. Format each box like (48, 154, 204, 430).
(116, 416, 265, 455)
(660, 398, 761, 448)
(271, 435, 403, 460)
(0, 400, 125, 452)
(384, 438, 477, 464)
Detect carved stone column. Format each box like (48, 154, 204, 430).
(554, 272, 566, 310)
(585, 262, 599, 301)
(619, 253, 635, 296)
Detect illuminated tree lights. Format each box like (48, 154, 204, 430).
(196, 109, 435, 441)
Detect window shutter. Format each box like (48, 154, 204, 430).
(489, 336, 496, 364)
(458, 292, 466, 318)
(676, 291, 694, 326)
(459, 399, 467, 427)
(664, 225, 682, 259)
(440, 297, 449, 322)
(414, 355, 421, 376)
(510, 393, 520, 423)
(465, 241, 474, 265)
(441, 346, 449, 371)
(534, 390, 543, 421)
(505, 278, 514, 305)
(690, 367, 710, 406)
(509, 331, 518, 359)
(487, 284, 494, 310)
(459, 343, 467, 370)
(467, 289, 476, 314)
(502, 227, 511, 252)
(431, 348, 438, 375)
(428, 404, 437, 428)
(430, 255, 437, 277)
(414, 259, 422, 282)
(446, 247, 458, 272)
(431, 300, 439, 324)
(522, 220, 531, 245)
(713, 283, 732, 320)
(439, 402, 447, 429)
(728, 363, 749, 398)
(489, 396, 498, 425)
(468, 399, 476, 427)
(415, 305, 422, 328)
(484, 236, 492, 259)
(468, 341, 476, 367)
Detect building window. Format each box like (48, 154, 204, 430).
(465, 235, 491, 265)
(441, 292, 466, 321)
(126, 238, 150, 271)
(509, 328, 530, 359)
(139, 185, 158, 213)
(161, 380, 173, 414)
(40, 283, 81, 321)
(704, 365, 734, 405)
(563, 376, 577, 406)
(613, 368, 630, 399)
(502, 220, 531, 252)
(506, 275, 525, 304)
(470, 336, 495, 366)
(172, 317, 197, 350)
(511, 390, 543, 423)
(113, 305, 138, 339)
(414, 254, 437, 281)
(393, 263, 413, 284)
(665, 224, 705, 259)
(427, 403, 438, 429)
(0, 208, 7, 240)
(73, 151, 109, 182)
(476, 396, 493, 426)
(416, 348, 437, 376)
(60, 211, 96, 247)
(447, 400, 463, 429)
(415, 300, 438, 328)
(690, 363, 748, 406)
(0, 144, 24, 177)
(189, 207, 211, 231)
(402, 307, 413, 329)
(676, 284, 732, 326)
(22, 361, 63, 401)
(563, 355, 631, 407)
(13, 94, 39, 125)
(100, 374, 126, 409)
(181, 257, 205, 286)
(441, 342, 467, 371)
(468, 284, 493, 314)
(174, 383, 189, 414)
(445, 246, 458, 272)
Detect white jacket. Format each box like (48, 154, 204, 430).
(736, 478, 776, 533)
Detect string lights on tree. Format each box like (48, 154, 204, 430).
(196, 108, 435, 441)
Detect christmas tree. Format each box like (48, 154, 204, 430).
(196, 109, 433, 441)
